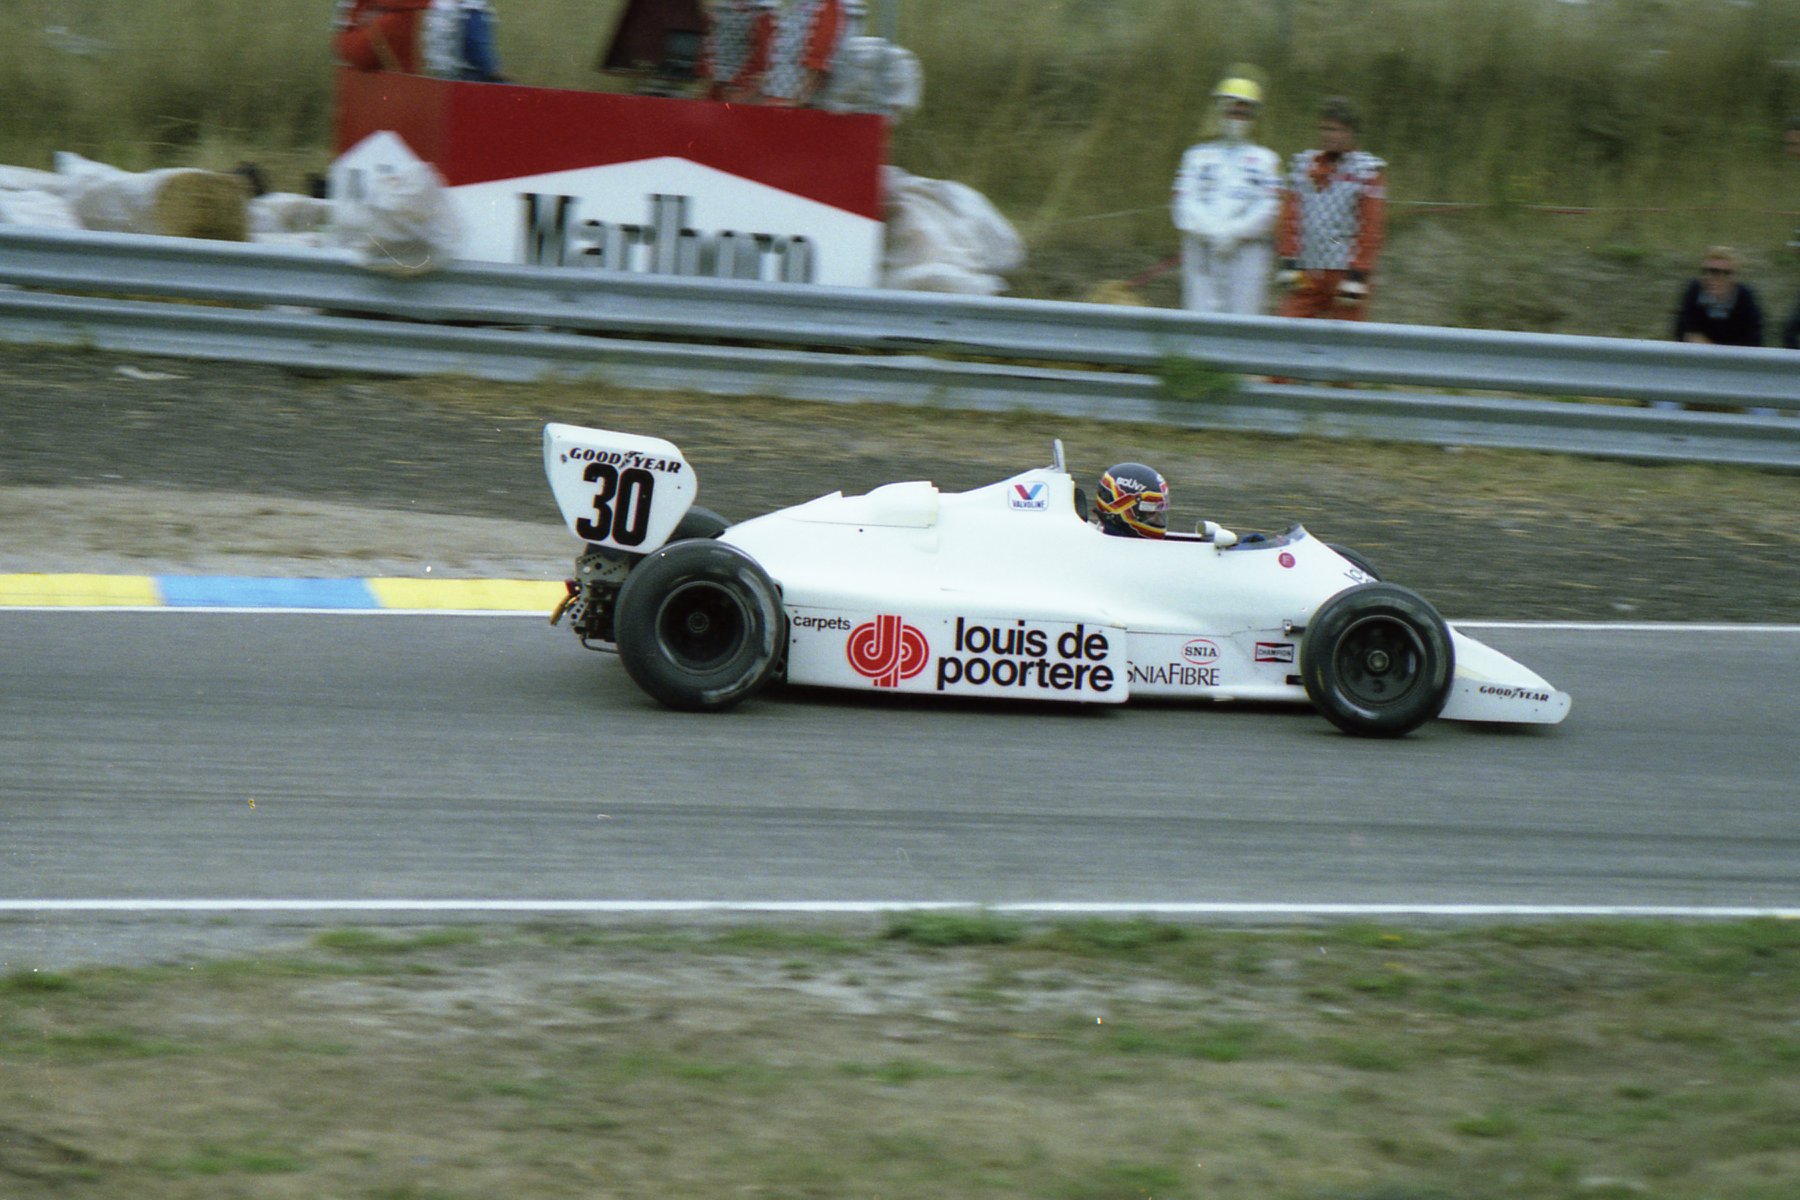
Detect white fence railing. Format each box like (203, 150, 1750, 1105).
(1, 226, 1795, 467)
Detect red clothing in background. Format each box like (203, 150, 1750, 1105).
(336, 0, 433, 74)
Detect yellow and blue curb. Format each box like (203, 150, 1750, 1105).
(0, 574, 564, 611)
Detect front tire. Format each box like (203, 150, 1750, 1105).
(1301, 583, 1453, 737)
(613, 540, 784, 712)
(1325, 542, 1381, 581)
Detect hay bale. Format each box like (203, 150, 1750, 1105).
(149, 171, 249, 241)
(1084, 280, 1148, 307)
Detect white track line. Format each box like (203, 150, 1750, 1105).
(3, 900, 1796, 919)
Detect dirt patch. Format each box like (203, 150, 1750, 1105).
(0, 485, 571, 579)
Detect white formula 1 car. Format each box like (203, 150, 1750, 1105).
(544, 423, 1571, 737)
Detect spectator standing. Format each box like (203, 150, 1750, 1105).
(700, 0, 777, 103)
(1781, 111, 1800, 350)
(1275, 97, 1386, 321)
(1672, 246, 1765, 347)
(763, 0, 862, 107)
(334, 0, 434, 74)
(1170, 74, 1282, 315)
(423, 0, 506, 82)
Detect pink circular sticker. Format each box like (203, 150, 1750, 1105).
(1279, 552, 1296, 568)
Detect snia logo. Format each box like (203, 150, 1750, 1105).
(847, 615, 930, 688)
(1182, 639, 1221, 663)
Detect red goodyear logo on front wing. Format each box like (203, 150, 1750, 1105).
(847, 615, 930, 688)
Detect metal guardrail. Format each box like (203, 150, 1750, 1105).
(1, 226, 1795, 467)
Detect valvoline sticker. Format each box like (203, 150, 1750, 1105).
(1009, 482, 1048, 511)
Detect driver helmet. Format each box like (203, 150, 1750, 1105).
(1095, 463, 1169, 538)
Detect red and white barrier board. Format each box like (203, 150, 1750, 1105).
(332, 69, 888, 286)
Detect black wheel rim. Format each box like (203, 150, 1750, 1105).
(655, 581, 749, 672)
(1332, 614, 1426, 708)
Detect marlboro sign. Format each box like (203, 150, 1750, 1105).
(332, 69, 889, 286)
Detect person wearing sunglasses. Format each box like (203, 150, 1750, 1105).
(1672, 247, 1765, 347)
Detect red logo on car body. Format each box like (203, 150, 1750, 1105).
(1182, 639, 1220, 663)
(1279, 552, 1296, 568)
(847, 615, 930, 688)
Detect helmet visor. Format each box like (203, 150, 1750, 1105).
(1132, 494, 1168, 532)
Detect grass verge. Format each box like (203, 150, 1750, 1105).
(3, 917, 1799, 1198)
(3, 0, 1795, 337)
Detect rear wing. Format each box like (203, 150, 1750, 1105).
(543, 423, 697, 551)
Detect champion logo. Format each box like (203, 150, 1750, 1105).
(846, 614, 930, 688)
(1009, 483, 1048, 511)
(1254, 641, 1296, 664)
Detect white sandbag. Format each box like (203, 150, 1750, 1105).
(882, 167, 1024, 295)
(248, 230, 328, 249)
(50, 151, 117, 182)
(823, 37, 923, 118)
(884, 168, 1023, 273)
(885, 261, 1007, 295)
(323, 161, 461, 273)
(0, 165, 65, 193)
(938, 182, 1023, 273)
(248, 192, 335, 235)
(0, 189, 81, 228)
(54, 151, 150, 230)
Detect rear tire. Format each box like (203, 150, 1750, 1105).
(1301, 583, 1453, 737)
(614, 541, 784, 712)
(673, 505, 731, 541)
(586, 505, 731, 558)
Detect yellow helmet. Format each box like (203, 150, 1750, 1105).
(1213, 76, 1263, 106)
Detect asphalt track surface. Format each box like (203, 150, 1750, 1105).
(5, 612, 1796, 915)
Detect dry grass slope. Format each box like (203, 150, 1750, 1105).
(2, 0, 1795, 317)
(4, 918, 1800, 1199)
(9, 2, 1795, 206)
